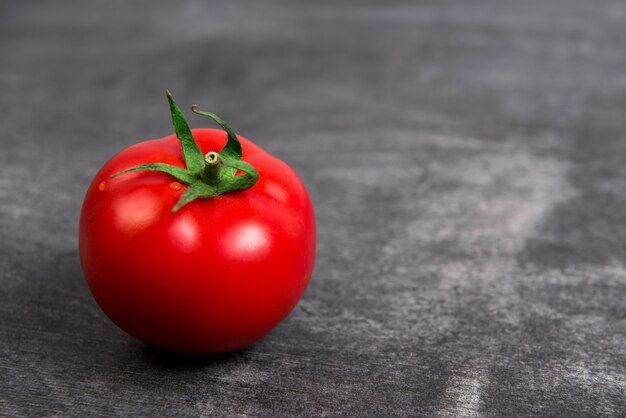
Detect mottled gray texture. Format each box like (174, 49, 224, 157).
(1, 0, 625, 416)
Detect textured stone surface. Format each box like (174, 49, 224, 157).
(1, 0, 625, 416)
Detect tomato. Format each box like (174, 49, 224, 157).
(79, 92, 316, 353)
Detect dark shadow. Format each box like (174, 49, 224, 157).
(139, 342, 252, 369)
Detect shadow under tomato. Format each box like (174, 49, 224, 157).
(139, 342, 252, 369)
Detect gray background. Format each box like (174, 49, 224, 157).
(1, 0, 625, 416)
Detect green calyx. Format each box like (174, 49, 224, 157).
(111, 90, 259, 212)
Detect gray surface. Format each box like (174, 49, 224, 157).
(1, 0, 625, 416)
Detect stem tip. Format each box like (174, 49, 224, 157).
(204, 151, 223, 166)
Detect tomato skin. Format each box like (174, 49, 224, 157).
(79, 129, 315, 353)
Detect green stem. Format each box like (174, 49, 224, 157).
(202, 151, 225, 185)
(110, 90, 261, 212)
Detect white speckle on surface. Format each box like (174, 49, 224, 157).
(437, 370, 486, 417)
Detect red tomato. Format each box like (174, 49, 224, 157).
(79, 93, 315, 353)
